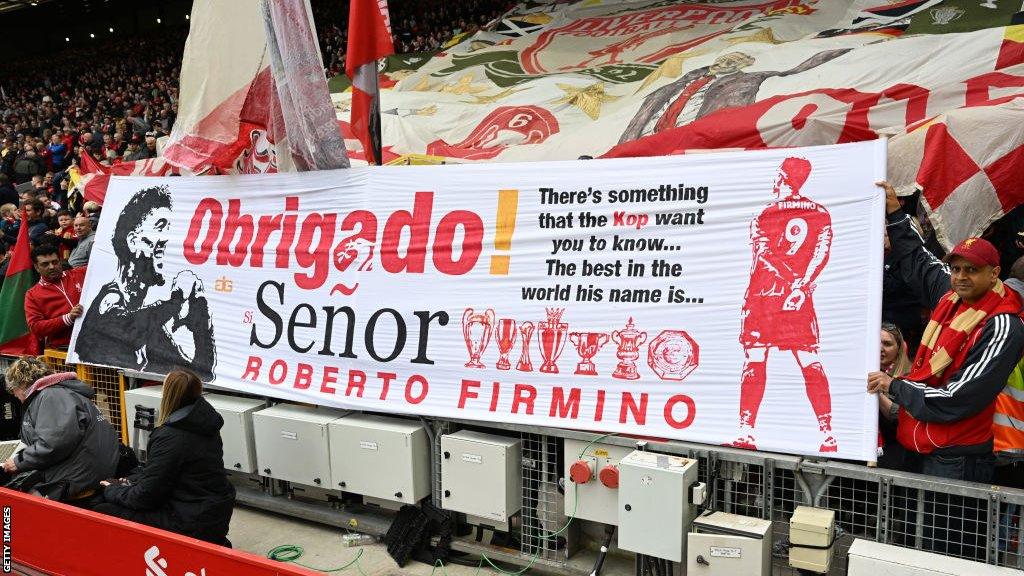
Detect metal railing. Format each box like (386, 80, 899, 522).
(4, 352, 1021, 574)
(3, 350, 128, 444)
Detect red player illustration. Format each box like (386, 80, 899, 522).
(732, 157, 836, 453)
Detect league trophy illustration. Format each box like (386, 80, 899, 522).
(569, 332, 609, 376)
(495, 318, 518, 370)
(611, 317, 647, 380)
(516, 321, 535, 372)
(537, 308, 569, 374)
(462, 308, 495, 368)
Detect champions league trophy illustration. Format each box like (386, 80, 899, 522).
(569, 332, 609, 376)
(495, 318, 518, 370)
(537, 308, 569, 374)
(612, 317, 647, 380)
(462, 308, 495, 369)
(516, 321, 535, 372)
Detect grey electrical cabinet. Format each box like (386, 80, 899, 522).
(328, 413, 430, 504)
(688, 511, 772, 576)
(440, 430, 521, 525)
(618, 450, 700, 562)
(205, 393, 265, 474)
(124, 385, 164, 450)
(252, 404, 348, 489)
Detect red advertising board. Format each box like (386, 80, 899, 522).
(1, 488, 316, 576)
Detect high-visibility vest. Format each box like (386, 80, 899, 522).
(994, 357, 1024, 455)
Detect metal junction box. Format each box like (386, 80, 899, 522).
(789, 506, 835, 574)
(563, 438, 633, 525)
(204, 393, 265, 474)
(617, 450, 700, 562)
(124, 385, 164, 451)
(328, 413, 430, 504)
(847, 539, 1021, 575)
(687, 511, 772, 576)
(252, 404, 348, 489)
(440, 430, 521, 526)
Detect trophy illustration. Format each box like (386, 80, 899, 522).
(495, 319, 518, 370)
(611, 317, 647, 380)
(462, 308, 495, 368)
(537, 308, 569, 374)
(516, 321, 535, 372)
(930, 6, 964, 25)
(569, 332, 609, 376)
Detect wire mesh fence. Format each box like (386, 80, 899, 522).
(520, 432, 566, 562)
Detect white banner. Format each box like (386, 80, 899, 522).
(69, 141, 885, 460)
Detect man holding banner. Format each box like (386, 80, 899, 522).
(733, 157, 836, 453)
(869, 183, 1024, 482)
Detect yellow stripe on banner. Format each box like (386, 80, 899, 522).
(949, 308, 988, 332)
(1006, 24, 1024, 44)
(928, 348, 953, 374)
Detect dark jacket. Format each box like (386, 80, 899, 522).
(103, 396, 235, 543)
(885, 210, 1024, 455)
(16, 373, 120, 499)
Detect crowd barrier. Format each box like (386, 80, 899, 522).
(3, 352, 1022, 574)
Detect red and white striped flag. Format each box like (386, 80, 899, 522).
(163, 0, 349, 174)
(346, 0, 394, 165)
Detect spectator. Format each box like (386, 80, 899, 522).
(52, 210, 76, 262)
(996, 256, 1024, 488)
(2, 357, 120, 504)
(12, 144, 44, 185)
(47, 134, 67, 171)
(22, 198, 50, 246)
(0, 174, 17, 207)
(0, 203, 18, 245)
(1, 137, 18, 178)
(83, 201, 101, 230)
(868, 182, 1024, 482)
(67, 215, 94, 268)
(15, 174, 41, 196)
(96, 369, 235, 545)
(24, 243, 87, 352)
(876, 322, 911, 470)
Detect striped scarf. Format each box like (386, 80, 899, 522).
(907, 279, 1018, 386)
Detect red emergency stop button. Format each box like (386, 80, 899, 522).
(599, 465, 619, 488)
(569, 460, 593, 484)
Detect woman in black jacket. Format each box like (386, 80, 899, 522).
(95, 369, 235, 544)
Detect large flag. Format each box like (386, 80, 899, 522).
(162, 0, 349, 174)
(358, 0, 1024, 244)
(346, 0, 394, 164)
(76, 150, 187, 205)
(0, 209, 38, 355)
(888, 99, 1024, 249)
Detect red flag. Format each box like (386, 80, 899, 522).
(78, 149, 107, 175)
(163, 0, 348, 174)
(347, 0, 394, 164)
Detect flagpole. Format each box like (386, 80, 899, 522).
(370, 58, 384, 166)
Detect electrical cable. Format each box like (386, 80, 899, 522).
(268, 432, 619, 576)
(267, 545, 367, 573)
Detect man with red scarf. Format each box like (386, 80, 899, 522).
(869, 183, 1024, 483)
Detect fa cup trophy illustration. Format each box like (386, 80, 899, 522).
(495, 318, 518, 370)
(462, 308, 495, 369)
(612, 317, 647, 380)
(569, 332, 609, 376)
(516, 321, 535, 372)
(537, 308, 569, 374)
